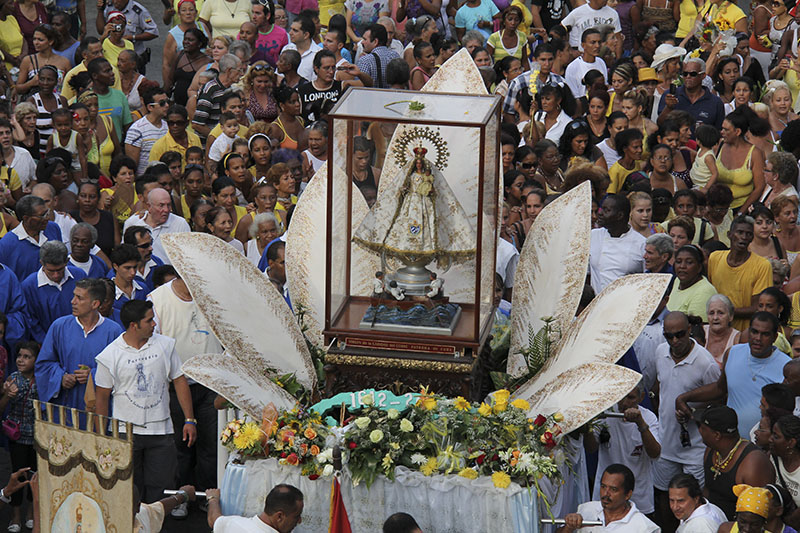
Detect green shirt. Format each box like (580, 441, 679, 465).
(97, 88, 132, 143)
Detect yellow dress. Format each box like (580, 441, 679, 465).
(102, 188, 139, 224)
(608, 160, 642, 194)
(676, 0, 698, 38)
(789, 291, 800, 330)
(98, 116, 115, 177)
(318, 0, 346, 27)
(716, 145, 755, 209)
(232, 204, 248, 238)
(708, 250, 772, 331)
(0, 16, 23, 71)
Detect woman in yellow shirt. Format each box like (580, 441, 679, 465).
(486, 6, 529, 69)
(697, 0, 747, 33)
(212, 172, 248, 238)
(608, 128, 645, 194)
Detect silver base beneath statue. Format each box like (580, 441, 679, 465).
(359, 305, 461, 335)
(387, 265, 434, 296)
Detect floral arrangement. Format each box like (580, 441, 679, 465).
(221, 407, 330, 477)
(343, 389, 561, 489)
(220, 389, 563, 490)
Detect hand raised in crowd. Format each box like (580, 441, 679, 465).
(61, 373, 77, 390)
(663, 93, 678, 110)
(2, 379, 17, 399)
(5, 468, 31, 498)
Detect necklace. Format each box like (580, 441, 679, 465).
(747, 354, 767, 382)
(222, 0, 238, 18)
(711, 438, 745, 479)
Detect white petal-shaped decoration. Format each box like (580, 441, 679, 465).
(422, 48, 489, 95)
(512, 273, 672, 402)
(161, 233, 317, 389)
(507, 181, 592, 377)
(183, 354, 297, 419)
(523, 362, 643, 434)
(285, 162, 379, 346)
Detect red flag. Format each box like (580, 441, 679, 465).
(329, 476, 352, 533)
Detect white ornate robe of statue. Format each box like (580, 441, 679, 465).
(353, 157, 475, 266)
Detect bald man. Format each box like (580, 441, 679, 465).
(123, 188, 190, 266)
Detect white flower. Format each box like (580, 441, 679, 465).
(322, 464, 334, 477)
(369, 429, 384, 443)
(362, 393, 374, 406)
(316, 448, 333, 464)
(387, 408, 399, 419)
(410, 453, 427, 465)
(355, 417, 371, 430)
(399, 419, 414, 432)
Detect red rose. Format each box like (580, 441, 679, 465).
(544, 431, 552, 440)
(476, 454, 485, 465)
(544, 437, 556, 449)
(534, 415, 546, 427)
(491, 454, 499, 462)
(286, 453, 300, 465)
(348, 442, 357, 449)
(280, 452, 287, 458)
(309, 474, 320, 480)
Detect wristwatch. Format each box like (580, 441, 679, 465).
(0, 488, 11, 504)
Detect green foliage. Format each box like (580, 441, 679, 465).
(490, 317, 560, 392)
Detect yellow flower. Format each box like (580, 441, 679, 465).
(233, 423, 261, 450)
(494, 389, 510, 403)
(420, 457, 438, 476)
(453, 396, 470, 411)
(492, 471, 512, 489)
(493, 401, 508, 414)
(511, 399, 530, 411)
(458, 468, 478, 479)
(382, 453, 394, 469)
(553, 413, 564, 422)
(478, 403, 492, 417)
(417, 395, 437, 411)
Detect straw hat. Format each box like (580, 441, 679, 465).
(651, 44, 687, 70)
(638, 67, 659, 83)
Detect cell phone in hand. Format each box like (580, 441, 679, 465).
(669, 83, 675, 95)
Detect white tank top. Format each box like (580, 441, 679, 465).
(303, 149, 325, 173)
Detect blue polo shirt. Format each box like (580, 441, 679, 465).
(657, 86, 725, 130)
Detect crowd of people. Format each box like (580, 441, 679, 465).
(2, 0, 800, 528)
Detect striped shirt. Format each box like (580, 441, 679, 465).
(125, 116, 168, 175)
(33, 91, 62, 158)
(192, 77, 227, 138)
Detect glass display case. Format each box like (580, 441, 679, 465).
(322, 88, 501, 398)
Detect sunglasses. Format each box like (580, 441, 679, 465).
(150, 100, 169, 107)
(682, 71, 702, 77)
(663, 329, 688, 340)
(136, 241, 153, 249)
(519, 162, 536, 169)
(251, 64, 274, 73)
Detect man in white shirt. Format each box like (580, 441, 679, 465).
(589, 194, 646, 294)
(586, 384, 661, 515)
(281, 16, 321, 81)
(561, 0, 622, 56)
(124, 87, 169, 176)
(149, 275, 222, 518)
(558, 464, 659, 533)
(496, 237, 519, 301)
(94, 299, 197, 504)
(123, 188, 190, 265)
(652, 312, 720, 528)
(207, 483, 304, 533)
(669, 474, 726, 533)
(31, 183, 76, 249)
(564, 28, 607, 100)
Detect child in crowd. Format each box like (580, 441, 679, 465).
(70, 103, 98, 171)
(180, 165, 207, 222)
(690, 124, 720, 194)
(0, 341, 39, 532)
(47, 108, 87, 185)
(208, 112, 243, 170)
(671, 189, 714, 245)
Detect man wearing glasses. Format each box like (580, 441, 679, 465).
(657, 57, 725, 130)
(122, 226, 165, 292)
(651, 311, 720, 528)
(125, 87, 169, 176)
(192, 54, 244, 140)
(148, 104, 202, 165)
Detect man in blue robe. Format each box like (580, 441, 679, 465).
(69, 223, 110, 279)
(22, 241, 87, 343)
(0, 195, 62, 281)
(0, 265, 26, 351)
(121, 226, 164, 293)
(35, 278, 123, 413)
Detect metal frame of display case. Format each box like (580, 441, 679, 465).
(322, 88, 501, 398)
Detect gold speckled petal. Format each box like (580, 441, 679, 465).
(507, 181, 592, 377)
(161, 233, 316, 390)
(182, 354, 298, 419)
(521, 362, 643, 434)
(512, 273, 672, 406)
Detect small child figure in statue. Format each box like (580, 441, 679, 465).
(373, 271, 386, 296)
(426, 272, 443, 299)
(388, 280, 405, 300)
